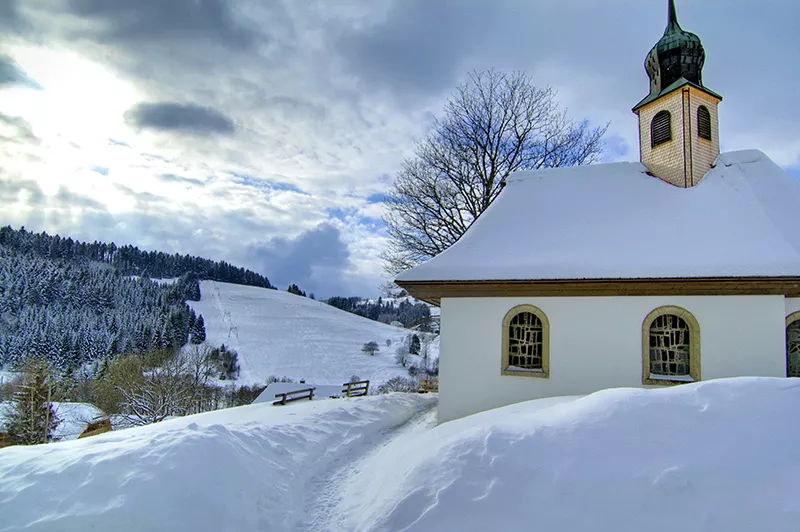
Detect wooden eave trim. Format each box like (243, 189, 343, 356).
(395, 277, 800, 306)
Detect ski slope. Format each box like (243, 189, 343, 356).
(188, 281, 422, 386)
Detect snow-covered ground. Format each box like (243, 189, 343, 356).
(2, 378, 799, 531)
(188, 281, 432, 385)
(0, 394, 435, 531)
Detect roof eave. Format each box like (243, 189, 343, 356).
(396, 276, 800, 306)
(632, 79, 723, 113)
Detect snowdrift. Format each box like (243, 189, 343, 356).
(0, 394, 436, 532)
(188, 281, 431, 385)
(337, 378, 800, 531)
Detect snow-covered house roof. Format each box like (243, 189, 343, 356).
(396, 151, 800, 293)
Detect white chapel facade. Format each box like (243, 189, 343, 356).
(396, 1, 800, 423)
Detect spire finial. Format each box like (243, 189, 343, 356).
(668, 0, 679, 28)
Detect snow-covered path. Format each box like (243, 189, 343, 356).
(302, 407, 438, 531)
(0, 394, 437, 532)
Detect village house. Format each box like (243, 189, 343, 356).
(396, 0, 800, 422)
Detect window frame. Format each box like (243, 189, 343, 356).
(785, 312, 800, 378)
(501, 304, 550, 379)
(651, 110, 673, 148)
(642, 306, 701, 385)
(697, 105, 712, 141)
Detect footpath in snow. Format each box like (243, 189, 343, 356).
(2, 378, 799, 532)
(0, 394, 436, 532)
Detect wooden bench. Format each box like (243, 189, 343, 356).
(273, 388, 315, 406)
(419, 379, 439, 393)
(342, 380, 369, 397)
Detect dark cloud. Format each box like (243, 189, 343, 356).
(337, 0, 498, 96)
(65, 0, 255, 49)
(246, 224, 351, 298)
(0, 55, 41, 89)
(0, 0, 27, 33)
(125, 102, 236, 136)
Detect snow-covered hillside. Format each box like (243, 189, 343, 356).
(2, 378, 799, 532)
(188, 281, 426, 385)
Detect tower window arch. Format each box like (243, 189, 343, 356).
(697, 105, 712, 141)
(502, 305, 550, 378)
(786, 313, 800, 377)
(642, 306, 701, 385)
(651, 111, 673, 147)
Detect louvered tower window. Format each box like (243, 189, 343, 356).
(651, 111, 672, 147)
(697, 106, 712, 141)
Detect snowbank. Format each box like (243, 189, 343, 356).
(0, 394, 436, 532)
(337, 378, 800, 532)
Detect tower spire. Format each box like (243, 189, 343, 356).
(667, 0, 680, 31)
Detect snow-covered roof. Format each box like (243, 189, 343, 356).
(396, 150, 800, 282)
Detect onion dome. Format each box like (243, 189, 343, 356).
(644, 0, 706, 96)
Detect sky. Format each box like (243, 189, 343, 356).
(1, 0, 798, 298)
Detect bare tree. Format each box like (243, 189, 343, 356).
(361, 341, 380, 356)
(384, 69, 607, 273)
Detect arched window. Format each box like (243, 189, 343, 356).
(697, 106, 712, 141)
(786, 313, 800, 377)
(651, 110, 672, 147)
(642, 306, 701, 385)
(502, 305, 550, 378)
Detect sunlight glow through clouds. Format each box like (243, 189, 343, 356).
(2, 45, 143, 202)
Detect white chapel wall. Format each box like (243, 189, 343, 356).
(785, 298, 800, 316)
(439, 295, 786, 423)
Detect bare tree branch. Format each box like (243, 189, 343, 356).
(384, 69, 608, 274)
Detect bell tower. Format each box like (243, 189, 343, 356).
(633, 0, 723, 188)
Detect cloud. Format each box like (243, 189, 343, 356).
(158, 173, 207, 187)
(64, 0, 255, 49)
(337, 0, 498, 98)
(0, 113, 39, 145)
(124, 102, 236, 136)
(246, 224, 352, 298)
(0, 55, 41, 89)
(0, 0, 27, 34)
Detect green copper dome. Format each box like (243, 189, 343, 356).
(644, 0, 706, 96)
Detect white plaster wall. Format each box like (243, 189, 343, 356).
(785, 298, 800, 316)
(439, 296, 786, 423)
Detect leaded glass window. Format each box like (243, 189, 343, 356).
(787, 319, 800, 377)
(649, 314, 691, 377)
(508, 312, 543, 370)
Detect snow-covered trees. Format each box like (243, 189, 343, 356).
(4, 359, 59, 445)
(0, 249, 207, 371)
(326, 296, 431, 328)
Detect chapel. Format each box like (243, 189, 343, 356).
(396, 1, 800, 422)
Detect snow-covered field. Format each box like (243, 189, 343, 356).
(188, 281, 428, 386)
(2, 378, 799, 532)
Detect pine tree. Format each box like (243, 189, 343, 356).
(5, 359, 59, 445)
(191, 315, 206, 344)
